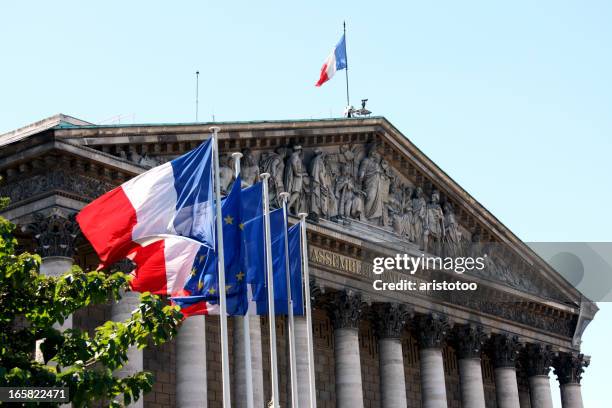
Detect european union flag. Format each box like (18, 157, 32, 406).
(180, 176, 248, 315)
(255, 223, 304, 316)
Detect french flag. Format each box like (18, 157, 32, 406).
(128, 237, 219, 317)
(315, 33, 347, 87)
(76, 139, 215, 269)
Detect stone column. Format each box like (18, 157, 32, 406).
(327, 290, 365, 408)
(492, 334, 521, 408)
(454, 324, 487, 408)
(295, 316, 312, 407)
(112, 291, 144, 408)
(28, 212, 79, 361)
(177, 315, 207, 407)
(373, 303, 410, 408)
(523, 344, 554, 408)
(553, 352, 589, 408)
(415, 313, 450, 408)
(233, 315, 265, 408)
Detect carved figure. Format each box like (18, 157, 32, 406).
(411, 186, 427, 246)
(443, 202, 461, 257)
(218, 153, 234, 195)
(358, 148, 386, 224)
(309, 148, 335, 219)
(240, 148, 260, 187)
(284, 145, 309, 214)
(259, 146, 288, 207)
(423, 190, 445, 253)
(335, 164, 364, 219)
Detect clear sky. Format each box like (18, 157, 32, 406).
(1, 1, 611, 406)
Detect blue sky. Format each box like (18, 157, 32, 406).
(1, 1, 611, 406)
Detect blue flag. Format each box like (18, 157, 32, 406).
(179, 176, 248, 315)
(255, 223, 304, 316)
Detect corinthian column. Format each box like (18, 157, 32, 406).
(492, 334, 521, 408)
(415, 313, 450, 408)
(373, 303, 410, 408)
(28, 212, 79, 364)
(553, 352, 589, 408)
(523, 344, 554, 408)
(112, 290, 144, 408)
(454, 324, 487, 408)
(327, 290, 365, 408)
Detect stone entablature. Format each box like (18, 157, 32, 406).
(0, 117, 592, 349)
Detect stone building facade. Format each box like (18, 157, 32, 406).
(0, 114, 597, 408)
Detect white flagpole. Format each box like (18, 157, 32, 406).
(260, 172, 280, 408)
(210, 126, 232, 408)
(298, 212, 317, 407)
(232, 152, 255, 408)
(280, 192, 299, 407)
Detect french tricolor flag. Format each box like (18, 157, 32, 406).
(315, 34, 347, 87)
(76, 139, 215, 269)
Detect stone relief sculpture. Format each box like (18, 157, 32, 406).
(423, 190, 445, 253)
(309, 148, 338, 220)
(218, 153, 234, 195)
(259, 146, 288, 207)
(358, 147, 386, 224)
(240, 148, 260, 187)
(443, 202, 461, 257)
(411, 186, 427, 247)
(284, 145, 309, 215)
(334, 163, 364, 220)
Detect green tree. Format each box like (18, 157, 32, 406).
(0, 211, 183, 407)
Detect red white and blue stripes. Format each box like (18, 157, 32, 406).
(315, 34, 347, 87)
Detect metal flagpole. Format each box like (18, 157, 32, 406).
(343, 21, 350, 108)
(232, 152, 255, 408)
(260, 173, 280, 408)
(298, 213, 317, 407)
(210, 126, 232, 408)
(280, 192, 299, 407)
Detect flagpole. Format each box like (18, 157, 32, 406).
(298, 212, 317, 407)
(260, 173, 280, 408)
(280, 192, 299, 407)
(343, 21, 350, 108)
(210, 126, 232, 408)
(232, 152, 255, 408)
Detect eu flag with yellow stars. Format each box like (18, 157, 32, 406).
(181, 176, 248, 315)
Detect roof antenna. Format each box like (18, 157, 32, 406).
(195, 70, 200, 122)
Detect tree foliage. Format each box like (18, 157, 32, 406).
(0, 213, 183, 407)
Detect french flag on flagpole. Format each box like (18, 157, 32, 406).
(315, 33, 347, 87)
(76, 139, 215, 269)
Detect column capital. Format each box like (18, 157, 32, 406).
(454, 324, 488, 359)
(26, 211, 79, 258)
(414, 313, 450, 349)
(491, 333, 521, 368)
(326, 290, 364, 330)
(523, 343, 554, 377)
(553, 352, 589, 385)
(372, 303, 412, 339)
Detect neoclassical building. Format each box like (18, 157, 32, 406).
(0, 114, 597, 408)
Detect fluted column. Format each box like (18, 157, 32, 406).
(492, 334, 521, 408)
(454, 324, 487, 408)
(373, 303, 410, 408)
(177, 315, 207, 407)
(295, 316, 312, 407)
(415, 313, 450, 408)
(112, 291, 144, 408)
(523, 344, 554, 408)
(553, 353, 588, 408)
(233, 315, 265, 408)
(327, 290, 364, 408)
